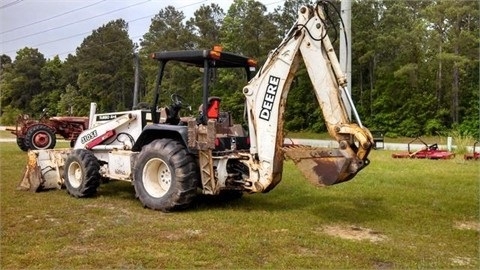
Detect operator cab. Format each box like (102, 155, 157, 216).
(148, 46, 257, 152)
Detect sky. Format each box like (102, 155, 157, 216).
(0, 0, 284, 60)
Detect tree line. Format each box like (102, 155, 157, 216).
(1, 0, 478, 138)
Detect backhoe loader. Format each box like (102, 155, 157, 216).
(18, 2, 374, 212)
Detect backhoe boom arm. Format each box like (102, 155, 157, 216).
(242, 4, 373, 192)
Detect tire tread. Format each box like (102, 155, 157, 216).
(134, 139, 199, 212)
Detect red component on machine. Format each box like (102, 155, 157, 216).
(207, 97, 221, 119)
(86, 130, 116, 149)
(392, 137, 455, 160)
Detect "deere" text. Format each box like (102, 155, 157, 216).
(259, 75, 280, 121)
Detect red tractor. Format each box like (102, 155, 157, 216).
(7, 109, 88, 151)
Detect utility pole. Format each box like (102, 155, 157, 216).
(133, 52, 140, 109)
(340, 0, 352, 119)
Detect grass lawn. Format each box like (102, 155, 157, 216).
(1, 140, 479, 269)
(0, 130, 16, 139)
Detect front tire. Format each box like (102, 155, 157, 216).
(133, 139, 199, 212)
(64, 149, 100, 197)
(24, 124, 56, 150)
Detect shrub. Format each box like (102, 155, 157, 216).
(0, 106, 22, 126)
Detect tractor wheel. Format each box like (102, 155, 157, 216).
(24, 124, 56, 150)
(133, 138, 199, 212)
(16, 137, 29, 151)
(64, 149, 100, 198)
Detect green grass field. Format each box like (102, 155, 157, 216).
(1, 140, 478, 269)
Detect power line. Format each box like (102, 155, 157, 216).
(2, 0, 208, 56)
(0, 0, 24, 10)
(39, 0, 208, 58)
(38, 0, 207, 49)
(49, 33, 144, 58)
(47, 1, 286, 59)
(264, 0, 284, 7)
(6, 0, 282, 59)
(35, 31, 92, 47)
(0, 0, 107, 35)
(51, 37, 141, 59)
(2, 0, 152, 44)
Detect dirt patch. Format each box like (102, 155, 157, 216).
(373, 259, 394, 270)
(81, 227, 95, 238)
(450, 256, 473, 266)
(454, 220, 480, 231)
(321, 225, 388, 243)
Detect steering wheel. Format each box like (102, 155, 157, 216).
(39, 108, 48, 119)
(170, 93, 191, 111)
(171, 93, 185, 106)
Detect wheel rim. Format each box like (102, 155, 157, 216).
(67, 161, 82, 188)
(143, 158, 171, 198)
(33, 131, 51, 149)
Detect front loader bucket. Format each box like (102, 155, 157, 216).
(283, 144, 368, 186)
(18, 151, 43, 192)
(18, 149, 68, 192)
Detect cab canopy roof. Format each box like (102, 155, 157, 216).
(150, 49, 256, 69)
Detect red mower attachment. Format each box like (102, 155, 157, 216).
(392, 137, 455, 160)
(464, 141, 479, 160)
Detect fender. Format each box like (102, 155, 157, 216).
(132, 124, 189, 152)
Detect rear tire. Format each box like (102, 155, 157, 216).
(133, 138, 199, 212)
(16, 137, 29, 151)
(64, 149, 100, 197)
(24, 124, 56, 150)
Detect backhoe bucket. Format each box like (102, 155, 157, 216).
(18, 149, 67, 192)
(283, 144, 368, 186)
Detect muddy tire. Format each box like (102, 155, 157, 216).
(64, 149, 100, 197)
(24, 124, 56, 150)
(133, 138, 199, 212)
(16, 137, 29, 151)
